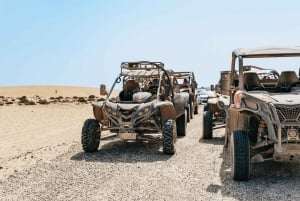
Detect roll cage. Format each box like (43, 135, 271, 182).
(106, 61, 174, 101)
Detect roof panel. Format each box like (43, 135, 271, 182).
(233, 46, 300, 58)
(121, 69, 160, 78)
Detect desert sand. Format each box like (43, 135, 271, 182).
(0, 85, 101, 97)
(0, 85, 118, 179)
(1, 86, 299, 201)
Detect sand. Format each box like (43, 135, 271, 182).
(0, 85, 118, 179)
(0, 85, 101, 97)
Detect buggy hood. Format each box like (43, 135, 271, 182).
(246, 91, 300, 105)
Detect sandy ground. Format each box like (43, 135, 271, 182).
(0, 86, 121, 178)
(0, 86, 102, 178)
(0, 86, 300, 200)
(0, 85, 101, 97)
(0, 103, 93, 178)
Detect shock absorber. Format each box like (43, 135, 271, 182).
(257, 119, 266, 142)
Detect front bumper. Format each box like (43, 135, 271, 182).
(273, 144, 300, 162)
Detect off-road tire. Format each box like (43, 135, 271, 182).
(230, 130, 250, 181)
(176, 110, 187, 137)
(203, 111, 212, 139)
(186, 105, 191, 123)
(204, 103, 209, 112)
(162, 119, 176, 155)
(190, 101, 194, 119)
(81, 119, 101, 152)
(194, 104, 198, 115)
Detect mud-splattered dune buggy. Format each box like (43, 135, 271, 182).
(226, 46, 300, 180)
(81, 61, 188, 154)
(170, 71, 199, 122)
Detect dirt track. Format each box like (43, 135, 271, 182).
(1, 104, 300, 200)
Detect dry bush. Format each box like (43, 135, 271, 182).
(88, 95, 96, 102)
(24, 100, 36, 105)
(50, 99, 58, 104)
(38, 99, 50, 105)
(18, 96, 28, 104)
(78, 97, 87, 103)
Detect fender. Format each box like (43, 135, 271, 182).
(173, 92, 189, 118)
(158, 103, 177, 121)
(92, 101, 106, 122)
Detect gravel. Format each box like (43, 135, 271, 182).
(1, 105, 300, 201)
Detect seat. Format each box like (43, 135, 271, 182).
(148, 79, 160, 94)
(125, 80, 140, 92)
(275, 71, 299, 92)
(119, 80, 140, 101)
(243, 72, 263, 91)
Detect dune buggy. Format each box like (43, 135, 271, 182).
(226, 46, 300, 180)
(170, 71, 199, 122)
(81, 61, 188, 154)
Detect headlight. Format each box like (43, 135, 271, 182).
(137, 106, 150, 116)
(243, 99, 258, 110)
(105, 106, 117, 116)
(217, 101, 225, 109)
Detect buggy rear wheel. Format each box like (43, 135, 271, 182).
(204, 103, 209, 112)
(203, 111, 213, 139)
(194, 104, 198, 115)
(186, 105, 191, 123)
(176, 110, 187, 137)
(190, 102, 194, 119)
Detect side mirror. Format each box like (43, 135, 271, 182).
(100, 84, 107, 96)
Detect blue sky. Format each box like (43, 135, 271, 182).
(1, 0, 300, 88)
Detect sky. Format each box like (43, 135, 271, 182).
(1, 0, 300, 88)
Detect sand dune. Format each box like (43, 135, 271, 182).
(0, 85, 102, 97)
(0, 85, 120, 105)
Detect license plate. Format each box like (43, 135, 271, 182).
(119, 132, 137, 140)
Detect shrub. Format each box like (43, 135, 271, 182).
(18, 96, 29, 104)
(38, 99, 50, 105)
(25, 100, 36, 105)
(78, 97, 87, 103)
(18, 96, 27, 103)
(88, 95, 96, 102)
(50, 99, 58, 104)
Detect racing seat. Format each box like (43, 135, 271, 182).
(243, 72, 264, 91)
(119, 80, 140, 101)
(275, 71, 299, 92)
